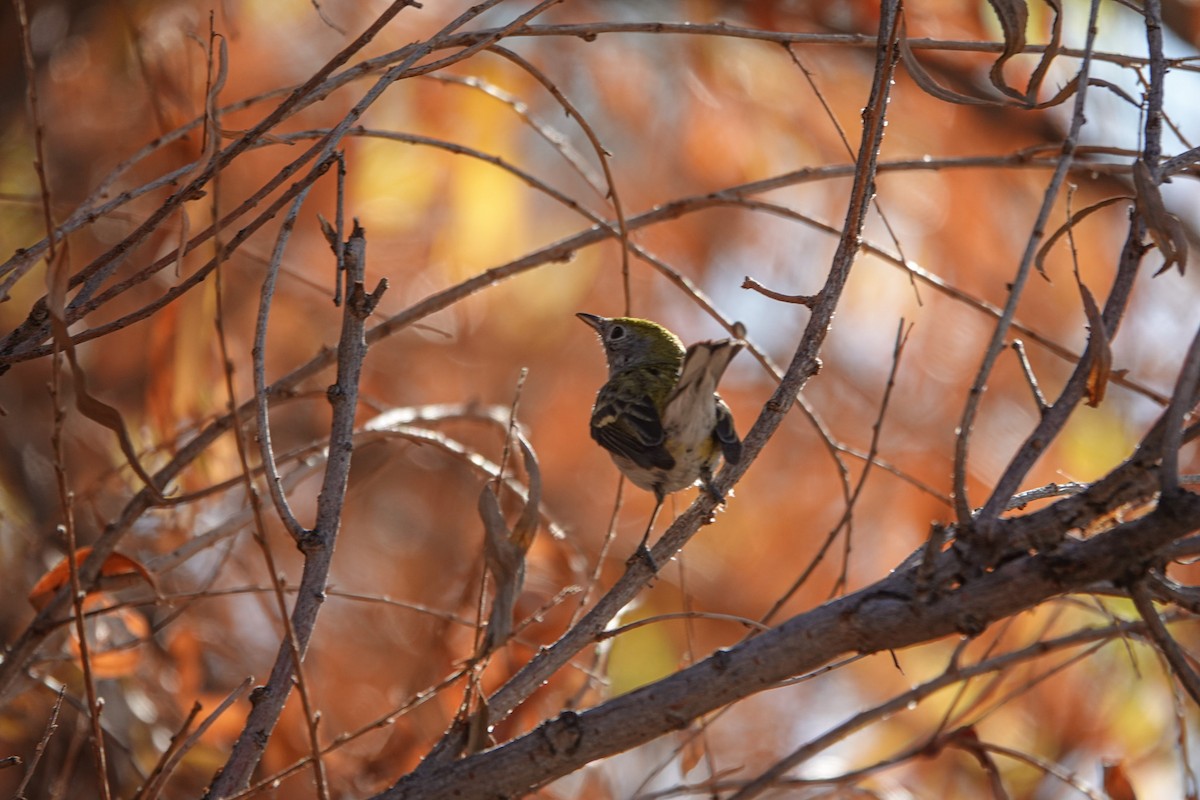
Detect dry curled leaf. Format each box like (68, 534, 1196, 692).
(899, 16, 995, 106)
(1134, 160, 1189, 277)
(900, 1, 1075, 109)
(986, 0, 1029, 101)
(1076, 277, 1112, 407)
(60, 343, 167, 500)
(988, 0, 1071, 107)
(476, 432, 541, 658)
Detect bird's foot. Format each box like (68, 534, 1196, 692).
(701, 477, 726, 505)
(627, 543, 660, 573)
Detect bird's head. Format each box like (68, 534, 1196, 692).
(577, 313, 685, 374)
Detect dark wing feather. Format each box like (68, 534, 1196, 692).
(590, 391, 675, 470)
(714, 397, 741, 464)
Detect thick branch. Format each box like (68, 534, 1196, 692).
(382, 490, 1200, 799)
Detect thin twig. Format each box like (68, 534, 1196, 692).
(833, 321, 912, 595)
(956, 0, 1104, 529)
(12, 686, 65, 799)
(1, 20, 1192, 305)
(252, 179, 319, 542)
(1130, 580, 1200, 706)
(783, 42, 921, 304)
(728, 635, 1115, 800)
(740, 276, 817, 307)
(229, 667, 472, 800)
(484, 44, 633, 315)
(761, 321, 912, 622)
(595, 610, 771, 642)
(1011, 340, 1049, 413)
(12, 0, 56, 265)
(0, 153, 1173, 420)
(208, 17, 330, 793)
(135, 679, 251, 800)
(55, 393, 111, 800)
(572, 477, 623, 630)
(730, 194, 1169, 406)
(974, 0, 1169, 537)
(427, 73, 605, 193)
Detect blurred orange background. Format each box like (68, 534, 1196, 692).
(1, 0, 1198, 797)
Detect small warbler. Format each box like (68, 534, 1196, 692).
(578, 312, 743, 567)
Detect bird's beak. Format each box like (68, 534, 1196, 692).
(576, 312, 605, 332)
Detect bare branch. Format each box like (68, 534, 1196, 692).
(1130, 581, 1200, 706)
(958, 0, 1103, 530)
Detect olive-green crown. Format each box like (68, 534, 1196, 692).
(577, 314, 685, 374)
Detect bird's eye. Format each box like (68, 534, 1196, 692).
(608, 325, 625, 340)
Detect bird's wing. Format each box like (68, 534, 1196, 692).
(590, 390, 675, 470)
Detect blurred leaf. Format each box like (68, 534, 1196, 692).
(29, 546, 157, 610)
(1060, 407, 1136, 483)
(167, 627, 205, 701)
(1102, 760, 1138, 800)
(431, 73, 528, 279)
(606, 604, 679, 697)
(679, 727, 705, 775)
(66, 593, 150, 679)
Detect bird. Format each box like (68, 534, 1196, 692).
(577, 312, 743, 569)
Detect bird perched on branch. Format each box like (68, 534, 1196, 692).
(577, 313, 743, 569)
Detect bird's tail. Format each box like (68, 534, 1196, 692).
(665, 332, 743, 407)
